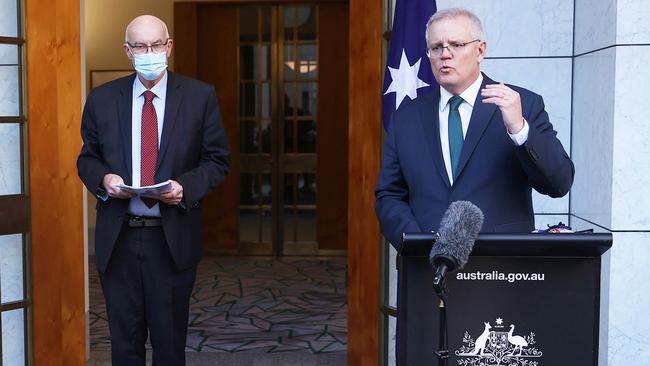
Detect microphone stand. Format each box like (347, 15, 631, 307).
(433, 277, 449, 366)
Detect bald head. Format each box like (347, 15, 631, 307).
(125, 15, 169, 44)
(123, 15, 173, 86)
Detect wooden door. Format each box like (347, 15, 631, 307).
(174, 2, 348, 255)
(175, 3, 240, 252)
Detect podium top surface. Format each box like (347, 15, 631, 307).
(400, 232, 613, 257)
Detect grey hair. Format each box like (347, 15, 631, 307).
(127, 29, 170, 42)
(424, 8, 485, 45)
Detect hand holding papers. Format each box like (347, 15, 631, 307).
(118, 180, 172, 198)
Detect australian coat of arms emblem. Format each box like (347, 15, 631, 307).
(454, 317, 543, 365)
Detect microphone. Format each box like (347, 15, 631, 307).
(429, 201, 484, 296)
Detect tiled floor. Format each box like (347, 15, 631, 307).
(89, 256, 347, 361)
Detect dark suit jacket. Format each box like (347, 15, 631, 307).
(77, 71, 230, 273)
(375, 73, 574, 248)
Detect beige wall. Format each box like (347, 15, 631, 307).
(85, 0, 174, 80)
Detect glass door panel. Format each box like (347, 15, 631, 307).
(0, 234, 24, 304)
(2, 308, 25, 365)
(0, 123, 22, 195)
(0, 1, 29, 362)
(239, 6, 275, 253)
(238, 5, 318, 255)
(280, 5, 318, 254)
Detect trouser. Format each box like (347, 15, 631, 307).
(99, 224, 197, 366)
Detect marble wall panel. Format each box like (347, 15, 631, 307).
(0, 123, 22, 195)
(570, 48, 616, 229)
(574, 0, 616, 55)
(0, 0, 18, 37)
(0, 65, 20, 116)
(611, 46, 650, 230)
(616, 0, 650, 44)
(482, 57, 572, 214)
(1, 309, 25, 366)
(607, 232, 650, 365)
(0, 234, 23, 304)
(532, 191, 569, 215)
(436, 0, 573, 57)
(0, 44, 18, 64)
(600, 247, 611, 366)
(387, 315, 396, 366)
(569, 215, 612, 233)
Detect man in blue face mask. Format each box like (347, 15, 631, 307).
(77, 15, 230, 365)
(124, 16, 172, 85)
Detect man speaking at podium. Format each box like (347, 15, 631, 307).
(375, 8, 574, 248)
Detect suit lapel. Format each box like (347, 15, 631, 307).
(157, 71, 183, 171)
(418, 90, 451, 189)
(118, 74, 136, 184)
(454, 74, 498, 182)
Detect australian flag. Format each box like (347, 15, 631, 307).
(382, 0, 437, 130)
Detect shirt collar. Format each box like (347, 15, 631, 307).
(133, 71, 168, 100)
(439, 73, 484, 111)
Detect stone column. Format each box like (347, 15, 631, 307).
(572, 0, 650, 363)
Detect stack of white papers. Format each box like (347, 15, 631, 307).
(118, 180, 172, 198)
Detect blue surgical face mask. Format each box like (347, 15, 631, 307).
(133, 52, 168, 81)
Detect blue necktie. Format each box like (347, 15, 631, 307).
(448, 95, 464, 177)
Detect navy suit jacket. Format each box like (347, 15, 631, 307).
(77, 71, 230, 272)
(375, 74, 574, 248)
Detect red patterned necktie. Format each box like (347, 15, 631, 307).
(141, 90, 158, 208)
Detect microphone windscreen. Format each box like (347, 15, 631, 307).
(429, 201, 484, 269)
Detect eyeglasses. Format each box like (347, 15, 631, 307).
(426, 39, 480, 57)
(126, 39, 170, 55)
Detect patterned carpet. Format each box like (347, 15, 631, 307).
(89, 256, 348, 355)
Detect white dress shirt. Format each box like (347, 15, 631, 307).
(128, 72, 168, 217)
(438, 74, 529, 185)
